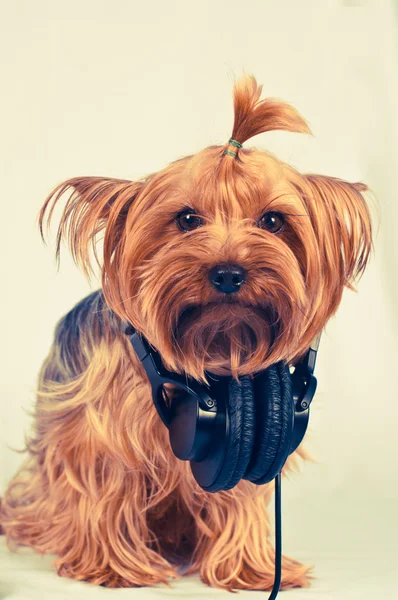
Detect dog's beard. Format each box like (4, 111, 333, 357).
(173, 302, 276, 379)
(130, 235, 309, 382)
(135, 269, 306, 382)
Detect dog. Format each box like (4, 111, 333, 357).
(0, 75, 372, 591)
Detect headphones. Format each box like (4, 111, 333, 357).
(125, 324, 320, 493)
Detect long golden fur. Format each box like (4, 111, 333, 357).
(0, 75, 372, 591)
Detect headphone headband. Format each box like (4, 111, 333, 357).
(124, 323, 319, 423)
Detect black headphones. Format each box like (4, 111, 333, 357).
(125, 324, 320, 493)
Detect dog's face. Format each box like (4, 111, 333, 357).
(41, 146, 372, 382)
(40, 77, 372, 381)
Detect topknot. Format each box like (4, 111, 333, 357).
(227, 74, 311, 151)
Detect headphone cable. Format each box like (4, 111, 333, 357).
(268, 473, 282, 599)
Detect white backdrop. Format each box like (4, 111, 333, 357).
(0, 1, 397, 599)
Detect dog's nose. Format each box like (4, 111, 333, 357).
(208, 264, 246, 294)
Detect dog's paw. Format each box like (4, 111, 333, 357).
(199, 554, 313, 592)
(56, 560, 181, 588)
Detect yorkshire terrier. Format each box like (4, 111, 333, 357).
(0, 75, 372, 592)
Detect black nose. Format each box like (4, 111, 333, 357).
(208, 264, 246, 294)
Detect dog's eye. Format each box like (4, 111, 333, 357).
(258, 211, 285, 234)
(176, 211, 204, 232)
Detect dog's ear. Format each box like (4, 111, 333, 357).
(38, 176, 145, 278)
(293, 174, 373, 291)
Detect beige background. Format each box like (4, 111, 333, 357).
(0, 1, 397, 598)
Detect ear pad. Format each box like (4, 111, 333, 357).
(244, 362, 294, 485)
(203, 375, 255, 493)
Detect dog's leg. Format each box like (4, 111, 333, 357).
(0, 296, 183, 587)
(182, 454, 313, 592)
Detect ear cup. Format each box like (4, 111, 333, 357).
(244, 362, 294, 485)
(225, 375, 256, 490)
(203, 375, 255, 493)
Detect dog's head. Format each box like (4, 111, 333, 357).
(40, 75, 372, 382)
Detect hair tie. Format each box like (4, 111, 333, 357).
(228, 138, 243, 148)
(223, 138, 243, 158)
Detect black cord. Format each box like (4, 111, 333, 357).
(268, 473, 282, 599)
